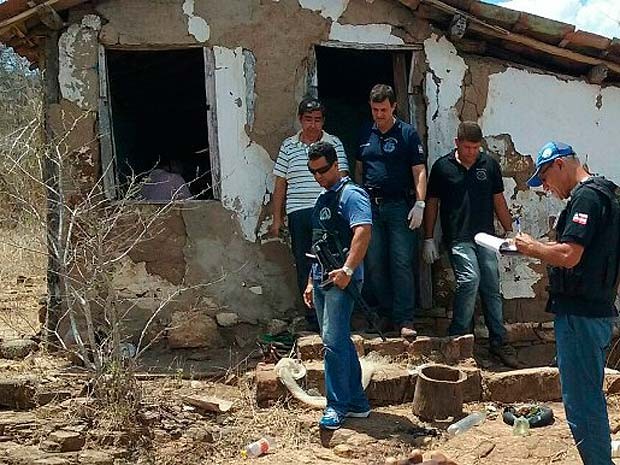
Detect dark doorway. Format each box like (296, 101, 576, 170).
(315, 46, 412, 167)
(106, 48, 213, 199)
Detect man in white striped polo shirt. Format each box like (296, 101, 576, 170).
(270, 98, 349, 329)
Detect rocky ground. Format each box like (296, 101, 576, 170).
(2, 333, 620, 465)
(2, 240, 620, 465)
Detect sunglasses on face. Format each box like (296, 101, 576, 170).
(308, 162, 334, 175)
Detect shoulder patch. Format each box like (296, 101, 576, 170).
(572, 212, 589, 225)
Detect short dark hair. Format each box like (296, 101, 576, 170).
(298, 97, 325, 117)
(308, 141, 337, 165)
(369, 84, 396, 104)
(457, 121, 483, 143)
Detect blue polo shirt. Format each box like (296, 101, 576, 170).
(311, 177, 372, 282)
(356, 119, 426, 197)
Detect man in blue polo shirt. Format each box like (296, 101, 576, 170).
(303, 141, 372, 430)
(355, 84, 427, 338)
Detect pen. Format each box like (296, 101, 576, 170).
(515, 216, 521, 235)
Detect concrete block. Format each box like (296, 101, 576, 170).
(483, 367, 561, 403)
(363, 337, 407, 357)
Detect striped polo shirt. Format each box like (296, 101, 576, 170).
(273, 131, 349, 214)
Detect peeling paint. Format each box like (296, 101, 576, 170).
(424, 34, 467, 166)
(499, 177, 564, 299)
(243, 49, 257, 132)
(298, 0, 349, 21)
(182, 0, 210, 42)
(480, 67, 620, 185)
(58, 15, 101, 110)
(214, 46, 274, 242)
(329, 23, 404, 45)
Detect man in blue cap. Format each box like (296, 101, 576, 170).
(515, 141, 620, 465)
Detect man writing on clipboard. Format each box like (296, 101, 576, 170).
(515, 141, 620, 465)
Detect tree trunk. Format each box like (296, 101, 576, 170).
(412, 364, 466, 421)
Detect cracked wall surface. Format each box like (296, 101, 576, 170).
(51, 1, 620, 335)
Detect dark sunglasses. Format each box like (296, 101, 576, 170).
(308, 161, 334, 175)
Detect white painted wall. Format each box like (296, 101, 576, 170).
(298, 0, 349, 21)
(58, 15, 101, 111)
(182, 0, 210, 42)
(480, 67, 620, 185)
(329, 23, 404, 45)
(424, 34, 467, 166)
(213, 46, 274, 242)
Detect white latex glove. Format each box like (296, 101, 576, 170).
(407, 200, 426, 230)
(422, 238, 439, 264)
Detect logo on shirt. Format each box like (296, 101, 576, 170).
(382, 137, 398, 153)
(475, 168, 488, 181)
(418, 144, 424, 155)
(319, 207, 332, 221)
(572, 212, 589, 225)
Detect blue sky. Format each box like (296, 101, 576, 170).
(482, 0, 620, 38)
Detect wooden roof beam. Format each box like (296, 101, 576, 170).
(414, 0, 620, 75)
(0, 0, 62, 35)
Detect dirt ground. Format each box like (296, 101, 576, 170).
(2, 228, 620, 465)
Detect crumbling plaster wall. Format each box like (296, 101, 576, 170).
(71, 0, 440, 336)
(423, 31, 620, 319)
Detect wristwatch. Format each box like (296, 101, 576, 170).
(342, 265, 354, 277)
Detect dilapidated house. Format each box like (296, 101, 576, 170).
(1, 0, 620, 361)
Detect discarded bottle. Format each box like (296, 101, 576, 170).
(512, 416, 530, 436)
(241, 437, 274, 458)
(611, 439, 620, 458)
(447, 411, 486, 437)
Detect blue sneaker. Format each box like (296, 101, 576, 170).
(319, 407, 345, 430)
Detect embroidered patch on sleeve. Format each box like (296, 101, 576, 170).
(572, 212, 589, 225)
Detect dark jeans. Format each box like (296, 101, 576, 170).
(288, 208, 313, 296)
(447, 241, 506, 347)
(314, 279, 369, 415)
(365, 199, 417, 325)
(555, 313, 614, 465)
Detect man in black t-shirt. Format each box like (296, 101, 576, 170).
(516, 141, 620, 465)
(423, 122, 518, 368)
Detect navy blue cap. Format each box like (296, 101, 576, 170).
(527, 141, 575, 187)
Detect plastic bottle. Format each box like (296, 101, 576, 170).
(241, 437, 274, 458)
(447, 411, 486, 437)
(611, 439, 620, 458)
(512, 416, 530, 436)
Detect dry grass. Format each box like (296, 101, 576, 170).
(0, 225, 46, 280)
(0, 225, 46, 338)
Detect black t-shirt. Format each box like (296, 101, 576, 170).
(427, 150, 503, 245)
(548, 178, 619, 317)
(356, 119, 425, 197)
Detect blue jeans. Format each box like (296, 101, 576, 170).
(365, 199, 417, 325)
(555, 313, 614, 465)
(313, 280, 369, 415)
(448, 241, 506, 347)
(288, 208, 313, 296)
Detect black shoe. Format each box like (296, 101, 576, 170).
(490, 344, 522, 369)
